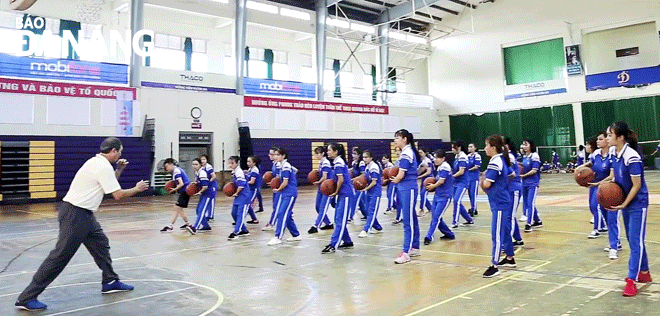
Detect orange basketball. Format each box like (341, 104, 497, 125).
(320, 179, 337, 195)
(164, 180, 176, 193)
(353, 174, 367, 190)
(389, 166, 400, 178)
(597, 182, 625, 209)
(308, 170, 320, 183)
(262, 171, 274, 184)
(270, 177, 281, 190)
(186, 182, 199, 196)
(382, 168, 390, 178)
(423, 177, 437, 192)
(223, 182, 236, 197)
(574, 167, 595, 187)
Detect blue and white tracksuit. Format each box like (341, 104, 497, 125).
(452, 151, 473, 225)
(330, 156, 353, 248)
(508, 153, 523, 242)
(231, 168, 252, 234)
(611, 144, 650, 281)
(193, 168, 214, 230)
(202, 164, 217, 219)
(268, 162, 280, 226)
(522, 152, 541, 225)
(589, 150, 609, 233)
(383, 161, 397, 210)
(274, 160, 300, 239)
(419, 156, 434, 212)
(552, 152, 559, 169)
(350, 160, 367, 219)
(485, 154, 514, 265)
(394, 159, 402, 221)
(467, 152, 482, 212)
(426, 162, 454, 241)
(397, 145, 420, 253)
(247, 166, 261, 221)
(314, 157, 334, 228)
(363, 161, 383, 232)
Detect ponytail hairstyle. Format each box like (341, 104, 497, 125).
(248, 155, 261, 167)
(578, 144, 584, 151)
(504, 137, 516, 159)
(585, 137, 597, 154)
(452, 140, 467, 154)
(314, 145, 328, 158)
(395, 129, 421, 162)
(328, 143, 347, 164)
(609, 121, 639, 151)
(275, 147, 289, 159)
(523, 138, 537, 153)
(486, 134, 511, 166)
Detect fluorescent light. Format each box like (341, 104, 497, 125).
(406, 35, 427, 44)
(246, 1, 279, 14)
(326, 18, 349, 29)
(350, 23, 375, 34)
(280, 7, 310, 20)
(210, 0, 229, 3)
(389, 31, 406, 40)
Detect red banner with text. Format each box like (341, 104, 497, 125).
(0, 78, 136, 99)
(244, 96, 388, 114)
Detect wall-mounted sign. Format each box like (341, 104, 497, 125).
(140, 67, 236, 93)
(0, 77, 136, 99)
(565, 45, 583, 76)
(191, 122, 202, 129)
(504, 79, 567, 100)
(586, 65, 660, 90)
(244, 78, 317, 99)
(116, 90, 133, 136)
(244, 96, 388, 114)
(0, 53, 128, 84)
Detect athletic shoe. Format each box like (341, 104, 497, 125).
(186, 225, 196, 235)
(160, 226, 173, 232)
(519, 215, 528, 222)
(286, 235, 302, 242)
(247, 220, 259, 224)
(394, 252, 411, 264)
(468, 208, 474, 216)
(347, 219, 353, 223)
(319, 224, 334, 230)
(524, 224, 532, 232)
(368, 228, 382, 234)
(424, 237, 432, 245)
(609, 249, 618, 260)
(256, 209, 265, 213)
(361, 216, 367, 220)
(513, 240, 524, 247)
(102, 280, 134, 294)
(392, 219, 402, 225)
(409, 248, 421, 257)
(532, 221, 543, 228)
(358, 231, 368, 238)
(451, 224, 459, 229)
(384, 209, 392, 215)
(604, 244, 623, 251)
(198, 227, 212, 232)
(267, 237, 282, 246)
(483, 265, 500, 278)
(179, 224, 188, 230)
(498, 257, 517, 267)
(237, 230, 250, 237)
(262, 224, 274, 231)
(208, 218, 214, 222)
(637, 272, 652, 283)
(308, 226, 318, 234)
(473, 210, 478, 216)
(588, 230, 600, 239)
(322, 245, 335, 254)
(590, 217, 594, 224)
(228, 232, 237, 240)
(338, 242, 354, 249)
(462, 221, 474, 226)
(599, 228, 608, 232)
(15, 300, 47, 311)
(623, 278, 638, 297)
(440, 234, 455, 240)
(232, 222, 236, 225)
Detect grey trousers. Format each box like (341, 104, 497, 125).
(17, 202, 118, 303)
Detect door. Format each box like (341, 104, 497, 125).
(179, 146, 208, 181)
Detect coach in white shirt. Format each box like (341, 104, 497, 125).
(16, 137, 149, 311)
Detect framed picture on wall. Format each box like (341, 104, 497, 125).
(565, 45, 583, 76)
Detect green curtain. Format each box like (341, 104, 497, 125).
(333, 59, 341, 98)
(500, 110, 523, 150)
(552, 105, 575, 163)
(59, 19, 81, 60)
(184, 37, 192, 71)
(143, 34, 152, 67)
(371, 64, 377, 101)
(264, 49, 274, 79)
(503, 38, 564, 85)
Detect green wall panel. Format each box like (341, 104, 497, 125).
(503, 38, 565, 85)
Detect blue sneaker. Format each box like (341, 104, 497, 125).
(101, 280, 134, 294)
(15, 300, 47, 311)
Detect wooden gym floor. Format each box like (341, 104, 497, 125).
(1, 173, 659, 315)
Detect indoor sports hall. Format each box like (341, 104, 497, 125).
(0, 0, 659, 315)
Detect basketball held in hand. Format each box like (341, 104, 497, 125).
(320, 179, 337, 195)
(262, 171, 274, 184)
(308, 170, 320, 183)
(423, 177, 436, 192)
(597, 182, 625, 209)
(164, 180, 176, 193)
(270, 177, 281, 190)
(574, 167, 595, 187)
(353, 175, 367, 190)
(186, 182, 199, 196)
(223, 182, 236, 197)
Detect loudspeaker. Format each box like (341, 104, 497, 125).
(238, 126, 253, 170)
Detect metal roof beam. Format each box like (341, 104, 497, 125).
(378, 0, 443, 23)
(327, 0, 343, 6)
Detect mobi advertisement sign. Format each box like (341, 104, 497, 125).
(243, 78, 317, 99)
(0, 53, 128, 84)
(244, 96, 388, 114)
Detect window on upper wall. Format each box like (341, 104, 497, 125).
(223, 43, 234, 75)
(150, 33, 207, 72)
(248, 47, 267, 78)
(272, 50, 288, 80)
(191, 38, 207, 73)
(339, 61, 353, 88)
(300, 54, 314, 83)
(396, 71, 406, 93)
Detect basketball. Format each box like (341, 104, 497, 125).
(263, 171, 274, 184)
(223, 182, 236, 197)
(382, 168, 390, 178)
(597, 182, 625, 209)
(308, 169, 320, 183)
(424, 177, 437, 192)
(389, 166, 400, 178)
(10, 0, 39, 10)
(353, 174, 367, 190)
(320, 179, 337, 195)
(164, 180, 176, 193)
(270, 177, 281, 190)
(574, 167, 595, 187)
(186, 182, 199, 196)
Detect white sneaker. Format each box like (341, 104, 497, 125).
(286, 235, 302, 242)
(262, 225, 274, 231)
(409, 248, 421, 257)
(588, 230, 600, 239)
(394, 252, 411, 264)
(590, 217, 594, 224)
(609, 249, 618, 260)
(604, 245, 623, 252)
(358, 231, 368, 238)
(267, 237, 282, 246)
(368, 228, 382, 234)
(519, 215, 528, 222)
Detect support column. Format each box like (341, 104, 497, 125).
(315, 0, 327, 101)
(129, 0, 144, 88)
(235, 0, 247, 95)
(572, 102, 584, 146)
(378, 23, 389, 105)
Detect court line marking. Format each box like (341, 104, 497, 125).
(543, 262, 613, 295)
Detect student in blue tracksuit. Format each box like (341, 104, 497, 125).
(504, 138, 524, 247)
(579, 137, 607, 239)
(200, 155, 218, 221)
(451, 140, 474, 228)
(161, 158, 194, 234)
(393, 147, 403, 224)
(262, 147, 279, 231)
(358, 150, 383, 237)
(267, 147, 301, 246)
(350, 146, 367, 221)
(227, 156, 252, 240)
(577, 145, 585, 166)
(423, 149, 455, 245)
(323, 143, 354, 253)
(417, 148, 434, 216)
(391, 129, 421, 264)
(552, 150, 559, 171)
(381, 155, 397, 214)
(467, 143, 482, 216)
(309, 146, 335, 234)
(191, 158, 213, 232)
(606, 122, 651, 296)
(520, 138, 543, 232)
(482, 135, 515, 278)
(245, 156, 262, 225)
